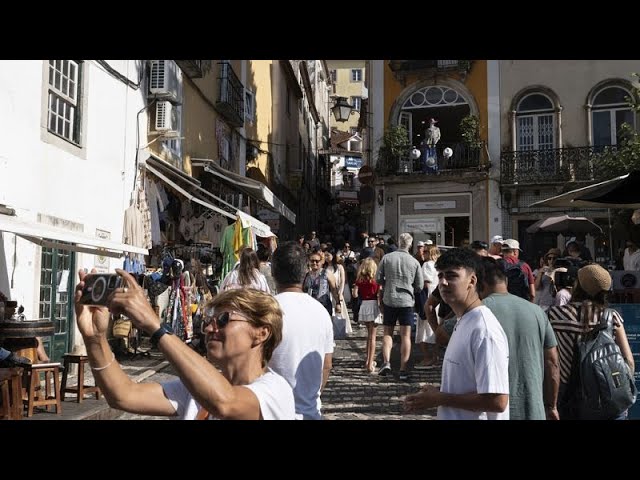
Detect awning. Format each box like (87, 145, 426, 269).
(0, 214, 148, 259)
(145, 163, 236, 221)
(193, 159, 296, 225)
(144, 159, 276, 237)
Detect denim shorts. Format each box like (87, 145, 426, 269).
(382, 304, 414, 327)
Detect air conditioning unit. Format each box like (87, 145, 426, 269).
(154, 101, 179, 134)
(149, 60, 181, 104)
(612, 270, 640, 290)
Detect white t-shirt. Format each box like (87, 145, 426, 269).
(162, 368, 295, 420)
(270, 292, 335, 420)
(438, 305, 510, 420)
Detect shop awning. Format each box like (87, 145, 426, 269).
(193, 159, 296, 225)
(144, 161, 276, 237)
(145, 163, 236, 221)
(0, 214, 148, 259)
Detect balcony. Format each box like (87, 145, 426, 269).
(175, 60, 211, 79)
(214, 62, 245, 128)
(500, 146, 617, 185)
(374, 141, 489, 177)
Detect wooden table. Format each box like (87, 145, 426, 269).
(0, 320, 55, 363)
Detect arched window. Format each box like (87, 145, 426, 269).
(516, 93, 556, 151)
(591, 85, 635, 147)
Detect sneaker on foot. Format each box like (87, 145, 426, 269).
(0, 352, 32, 368)
(399, 370, 411, 382)
(378, 363, 391, 376)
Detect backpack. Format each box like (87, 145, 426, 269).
(561, 308, 637, 420)
(504, 261, 529, 299)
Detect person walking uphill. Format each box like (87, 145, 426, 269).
(74, 269, 294, 420)
(269, 242, 334, 419)
(376, 232, 424, 381)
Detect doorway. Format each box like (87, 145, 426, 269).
(39, 246, 75, 362)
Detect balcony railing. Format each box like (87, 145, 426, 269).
(500, 146, 617, 185)
(215, 62, 244, 127)
(374, 142, 488, 176)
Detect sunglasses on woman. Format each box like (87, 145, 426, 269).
(201, 310, 251, 334)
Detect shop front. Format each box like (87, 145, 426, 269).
(397, 193, 472, 248)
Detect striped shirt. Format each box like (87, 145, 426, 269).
(546, 302, 623, 383)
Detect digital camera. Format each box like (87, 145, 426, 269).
(78, 274, 124, 306)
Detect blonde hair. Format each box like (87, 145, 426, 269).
(208, 288, 283, 367)
(425, 245, 441, 262)
(356, 257, 378, 282)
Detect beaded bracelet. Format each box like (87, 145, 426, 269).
(91, 352, 116, 372)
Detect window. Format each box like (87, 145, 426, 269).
(330, 69, 337, 83)
(350, 96, 362, 111)
(516, 93, 556, 150)
(351, 69, 362, 82)
(47, 60, 82, 144)
(245, 89, 255, 123)
(591, 85, 635, 147)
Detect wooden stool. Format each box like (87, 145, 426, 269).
(60, 354, 101, 403)
(0, 367, 23, 420)
(23, 362, 62, 417)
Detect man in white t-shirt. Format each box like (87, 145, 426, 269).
(404, 248, 510, 420)
(269, 241, 334, 419)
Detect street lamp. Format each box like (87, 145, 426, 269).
(331, 96, 354, 123)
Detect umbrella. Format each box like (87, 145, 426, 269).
(526, 215, 603, 234)
(528, 171, 640, 209)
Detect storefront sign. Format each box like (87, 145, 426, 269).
(405, 221, 439, 232)
(414, 201, 456, 210)
(95, 229, 110, 272)
(611, 303, 640, 419)
(345, 156, 362, 169)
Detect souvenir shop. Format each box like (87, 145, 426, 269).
(120, 155, 280, 352)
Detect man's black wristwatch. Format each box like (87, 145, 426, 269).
(150, 324, 174, 348)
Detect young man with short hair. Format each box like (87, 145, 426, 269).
(404, 248, 509, 419)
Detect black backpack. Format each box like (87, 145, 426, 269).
(504, 260, 530, 299)
(561, 308, 637, 420)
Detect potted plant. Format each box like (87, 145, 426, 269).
(376, 124, 411, 174)
(460, 114, 481, 148)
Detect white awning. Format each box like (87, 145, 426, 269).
(145, 163, 276, 237)
(145, 163, 236, 221)
(193, 159, 296, 225)
(0, 214, 148, 259)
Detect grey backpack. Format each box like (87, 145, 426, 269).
(563, 308, 637, 420)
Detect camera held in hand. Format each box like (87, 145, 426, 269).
(79, 273, 145, 306)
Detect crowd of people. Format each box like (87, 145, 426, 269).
(7, 225, 627, 421)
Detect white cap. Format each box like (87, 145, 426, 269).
(501, 239, 521, 251)
(425, 239, 433, 245)
(416, 241, 425, 247)
(490, 235, 504, 244)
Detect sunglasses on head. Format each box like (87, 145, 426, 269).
(201, 310, 251, 333)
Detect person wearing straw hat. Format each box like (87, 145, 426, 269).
(547, 264, 635, 420)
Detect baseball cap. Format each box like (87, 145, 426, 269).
(490, 235, 504, 245)
(425, 239, 433, 245)
(416, 241, 425, 247)
(501, 239, 522, 251)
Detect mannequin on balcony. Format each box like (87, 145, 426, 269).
(420, 118, 440, 174)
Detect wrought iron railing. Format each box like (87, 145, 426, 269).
(500, 146, 618, 185)
(374, 141, 488, 176)
(215, 62, 244, 127)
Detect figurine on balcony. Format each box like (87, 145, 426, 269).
(421, 118, 440, 174)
